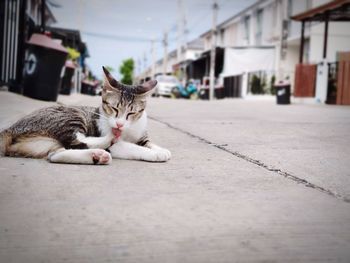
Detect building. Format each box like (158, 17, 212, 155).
(200, 0, 350, 101)
(140, 38, 204, 83)
(199, 0, 317, 98)
(292, 0, 350, 105)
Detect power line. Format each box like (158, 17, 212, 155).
(81, 31, 162, 43)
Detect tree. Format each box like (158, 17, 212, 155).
(119, 58, 134, 84)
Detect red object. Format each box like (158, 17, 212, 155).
(337, 52, 350, 105)
(294, 63, 317, 97)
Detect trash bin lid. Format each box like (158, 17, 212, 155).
(274, 80, 290, 87)
(27, 33, 68, 53)
(65, 60, 77, 69)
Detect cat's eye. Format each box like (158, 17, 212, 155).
(111, 107, 119, 116)
(126, 112, 136, 120)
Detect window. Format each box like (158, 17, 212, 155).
(220, 28, 225, 46)
(256, 9, 263, 45)
(244, 15, 250, 45)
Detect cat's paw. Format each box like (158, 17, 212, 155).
(150, 148, 171, 162)
(91, 149, 112, 165)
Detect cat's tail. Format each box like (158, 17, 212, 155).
(0, 130, 12, 156)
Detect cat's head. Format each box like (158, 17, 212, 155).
(101, 66, 157, 131)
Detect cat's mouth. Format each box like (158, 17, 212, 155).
(112, 128, 122, 138)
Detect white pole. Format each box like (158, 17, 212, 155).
(209, 1, 218, 100)
(177, 0, 182, 64)
(137, 58, 142, 82)
(143, 52, 147, 76)
(163, 31, 168, 75)
(151, 39, 155, 79)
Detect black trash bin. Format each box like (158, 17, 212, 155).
(275, 81, 291, 105)
(23, 33, 67, 101)
(199, 87, 209, 100)
(60, 60, 76, 95)
(81, 80, 97, 96)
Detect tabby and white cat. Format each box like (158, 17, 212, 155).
(0, 67, 171, 164)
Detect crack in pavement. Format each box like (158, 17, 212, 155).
(149, 116, 350, 204)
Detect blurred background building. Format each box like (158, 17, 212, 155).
(139, 0, 350, 104)
(0, 0, 349, 104)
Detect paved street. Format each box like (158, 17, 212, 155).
(1, 91, 350, 263)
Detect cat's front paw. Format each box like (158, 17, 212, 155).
(151, 148, 171, 162)
(92, 149, 112, 165)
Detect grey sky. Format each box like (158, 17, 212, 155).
(53, 0, 255, 79)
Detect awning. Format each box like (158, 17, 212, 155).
(291, 0, 350, 22)
(291, 0, 350, 62)
(221, 47, 275, 77)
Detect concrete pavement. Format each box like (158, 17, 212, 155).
(0, 91, 350, 263)
(147, 97, 350, 201)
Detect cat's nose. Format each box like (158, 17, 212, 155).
(116, 123, 124, 129)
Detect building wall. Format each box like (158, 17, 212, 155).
(26, 0, 56, 26)
(312, 0, 332, 7)
(288, 0, 311, 40)
(184, 49, 202, 61)
(143, 0, 350, 94)
(310, 22, 350, 63)
(142, 47, 203, 79)
(215, 0, 284, 48)
(204, 36, 211, 51)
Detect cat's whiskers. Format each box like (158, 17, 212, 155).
(87, 110, 108, 120)
(72, 107, 109, 120)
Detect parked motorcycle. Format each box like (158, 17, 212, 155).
(171, 81, 198, 99)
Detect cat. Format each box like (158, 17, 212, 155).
(0, 66, 171, 164)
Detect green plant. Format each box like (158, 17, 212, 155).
(251, 75, 264, 94)
(270, 75, 276, 95)
(119, 58, 134, 85)
(261, 75, 267, 94)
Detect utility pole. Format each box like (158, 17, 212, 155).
(177, 0, 187, 63)
(137, 58, 141, 81)
(209, 1, 218, 100)
(177, 0, 188, 84)
(182, 8, 188, 85)
(143, 52, 148, 77)
(163, 31, 168, 75)
(177, 0, 182, 64)
(151, 39, 155, 79)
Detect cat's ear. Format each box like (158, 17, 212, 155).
(102, 66, 119, 92)
(134, 80, 157, 97)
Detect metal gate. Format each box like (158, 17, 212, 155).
(224, 75, 242, 97)
(0, 0, 26, 89)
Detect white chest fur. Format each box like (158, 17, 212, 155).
(121, 112, 148, 143)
